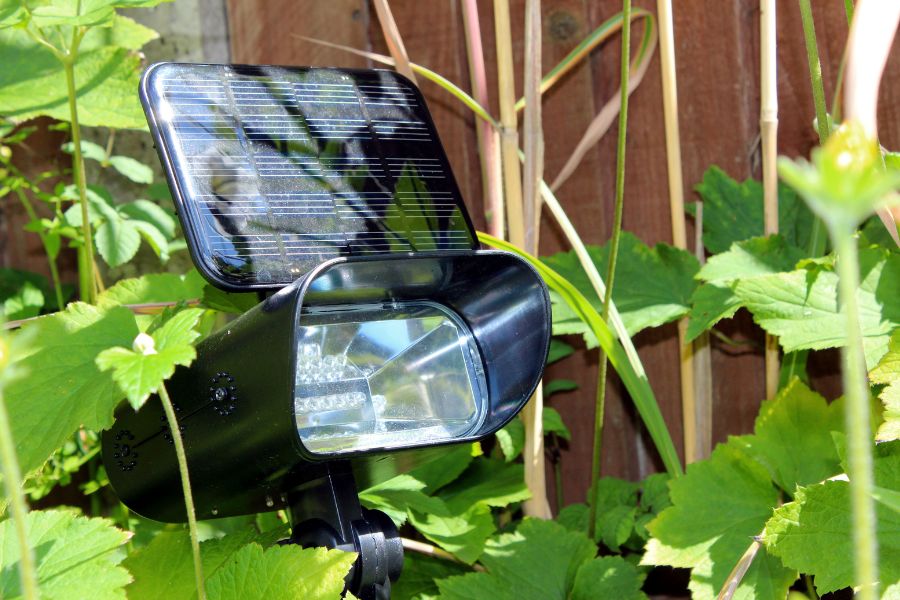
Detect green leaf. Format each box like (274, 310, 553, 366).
(698, 235, 807, 284)
(686, 283, 743, 342)
(870, 330, 900, 441)
(62, 140, 108, 163)
(764, 467, 900, 595)
(436, 519, 596, 600)
(556, 503, 589, 534)
(96, 216, 141, 267)
(96, 308, 204, 409)
(0, 31, 147, 129)
(877, 383, 900, 442)
(359, 474, 449, 527)
(124, 526, 288, 600)
(119, 200, 177, 238)
(408, 505, 495, 565)
(544, 379, 578, 396)
(496, 409, 569, 462)
(687, 235, 807, 341)
(408, 459, 531, 563)
(406, 444, 476, 494)
(108, 155, 153, 183)
(570, 556, 648, 600)
(130, 219, 170, 262)
(496, 418, 524, 462)
(63, 184, 119, 225)
(27, 0, 171, 28)
(740, 378, 844, 492)
(591, 477, 639, 551)
(6, 303, 139, 475)
(201, 285, 259, 314)
(2, 281, 44, 320)
(0, 0, 26, 27)
(542, 232, 700, 339)
(437, 458, 530, 514)
(542, 407, 571, 440)
(82, 14, 160, 51)
(547, 338, 574, 364)
(0, 510, 131, 599)
(30, 0, 117, 27)
(643, 439, 797, 600)
(391, 553, 466, 600)
(205, 543, 355, 600)
(735, 247, 900, 369)
(98, 271, 206, 307)
(692, 166, 814, 254)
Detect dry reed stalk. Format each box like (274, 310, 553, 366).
(462, 0, 504, 239)
(656, 0, 711, 462)
(521, 0, 550, 519)
(523, 0, 544, 255)
(761, 0, 780, 399)
(493, 0, 550, 519)
(371, 0, 417, 84)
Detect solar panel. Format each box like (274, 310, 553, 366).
(141, 63, 478, 290)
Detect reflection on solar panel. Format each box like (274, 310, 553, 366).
(141, 63, 478, 290)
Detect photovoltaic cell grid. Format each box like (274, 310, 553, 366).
(142, 63, 477, 289)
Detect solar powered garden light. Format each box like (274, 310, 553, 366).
(101, 63, 551, 600)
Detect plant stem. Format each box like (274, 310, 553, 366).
(61, 29, 96, 305)
(589, 0, 631, 542)
(845, 0, 855, 26)
(798, 0, 829, 258)
(0, 385, 40, 599)
(493, 0, 549, 519)
(461, 0, 503, 238)
(400, 538, 485, 571)
(14, 187, 65, 310)
(832, 231, 879, 600)
(761, 0, 780, 399)
(804, 574, 820, 600)
(657, 0, 706, 462)
(159, 383, 206, 600)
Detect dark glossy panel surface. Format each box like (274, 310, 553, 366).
(141, 63, 477, 290)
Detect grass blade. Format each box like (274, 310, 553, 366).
(479, 232, 683, 477)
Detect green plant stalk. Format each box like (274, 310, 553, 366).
(833, 230, 879, 599)
(61, 28, 96, 305)
(480, 232, 682, 477)
(14, 187, 65, 310)
(845, 0, 855, 26)
(588, 0, 632, 542)
(799, 0, 830, 259)
(0, 386, 40, 599)
(159, 383, 206, 600)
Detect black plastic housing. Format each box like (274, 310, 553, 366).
(102, 250, 550, 522)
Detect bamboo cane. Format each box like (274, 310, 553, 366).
(761, 0, 780, 400)
(656, 0, 710, 462)
(493, 0, 550, 518)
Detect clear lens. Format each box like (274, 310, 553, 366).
(294, 301, 487, 454)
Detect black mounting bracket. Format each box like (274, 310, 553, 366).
(287, 461, 403, 600)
